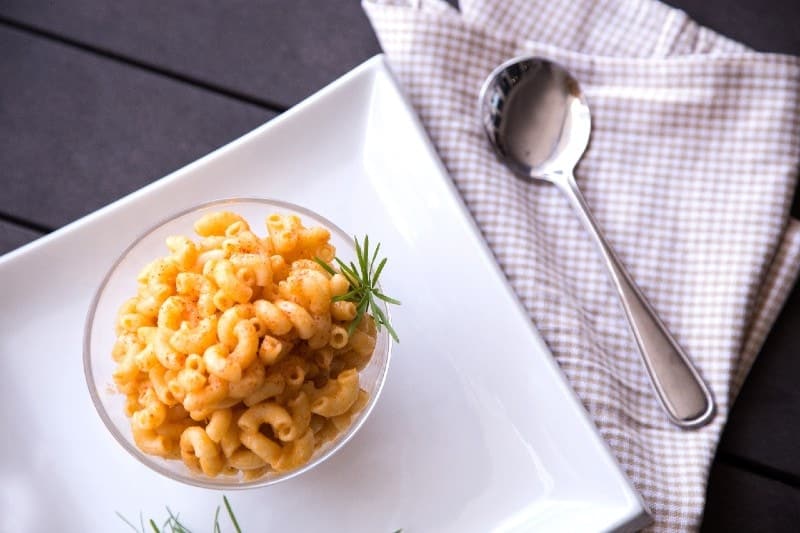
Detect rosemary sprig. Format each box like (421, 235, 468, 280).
(314, 235, 401, 343)
(118, 496, 400, 532)
(117, 495, 241, 533)
(223, 496, 242, 533)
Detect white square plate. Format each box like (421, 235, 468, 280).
(0, 55, 650, 532)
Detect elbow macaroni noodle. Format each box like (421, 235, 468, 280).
(111, 211, 377, 479)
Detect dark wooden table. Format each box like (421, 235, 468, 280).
(1, 1, 798, 530)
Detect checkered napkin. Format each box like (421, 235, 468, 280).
(363, 0, 800, 530)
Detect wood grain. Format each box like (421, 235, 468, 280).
(0, 24, 274, 229)
(0, 0, 381, 109)
(0, 220, 43, 255)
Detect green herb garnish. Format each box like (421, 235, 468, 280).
(118, 495, 241, 533)
(314, 235, 401, 343)
(222, 495, 242, 533)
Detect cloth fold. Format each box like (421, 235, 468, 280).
(363, 0, 800, 530)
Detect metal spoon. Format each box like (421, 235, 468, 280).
(479, 57, 715, 428)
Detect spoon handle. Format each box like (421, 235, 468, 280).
(559, 175, 715, 428)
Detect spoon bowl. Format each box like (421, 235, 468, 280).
(481, 58, 591, 180)
(480, 57, 715, 428)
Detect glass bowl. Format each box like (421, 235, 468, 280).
(84, 198, 392, 489)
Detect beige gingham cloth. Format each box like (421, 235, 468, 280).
(363, 0, 800, 530)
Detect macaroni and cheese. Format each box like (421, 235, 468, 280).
(111, 211, 377, 479)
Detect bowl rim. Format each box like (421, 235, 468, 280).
(83, 197, 393, 489)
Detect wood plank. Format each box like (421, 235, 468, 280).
(0, 220, 44, 256)
(664, 0, 800, 54)
(656, 0, 800, 510)
(692, 0, 800, 492)
(0, 1, 381, 110)
(0, 24, 274, 230)
(716, 280, 800, 479)
(702, 461, 800, 531)
(0, 0, 795, 111)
